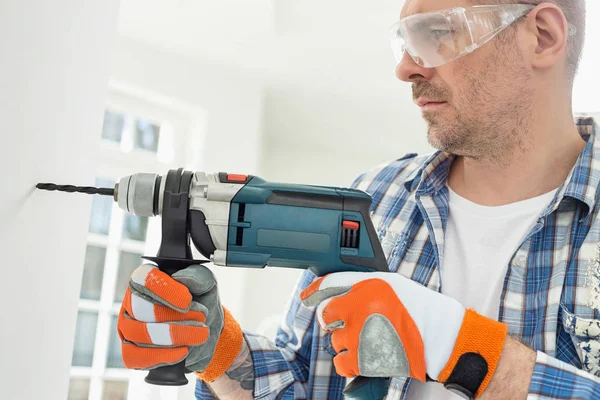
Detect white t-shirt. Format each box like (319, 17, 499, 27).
(406, 185, 557, 400)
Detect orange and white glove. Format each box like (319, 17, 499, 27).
(117, 264, 243, 382)
(300, 272, 508, 397)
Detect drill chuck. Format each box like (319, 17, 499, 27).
(116, 173, 162, 217)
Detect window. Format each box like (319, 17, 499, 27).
(68, 83, 197, 400)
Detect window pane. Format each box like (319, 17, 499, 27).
(67, 378, 90, 400)
(114, 251, 143, 303)
(122, 214, 148, 241)
(102, 110, 125, 143)
(134, 119, 160, 152)
(71, 311, 98, 367)
(106, 315, 125, 369)
(103, 380, 129, 400)
(80, 245, 106, 300)
(89, 177, 115, 235)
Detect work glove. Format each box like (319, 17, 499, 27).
(117, 263, 243, 382)
(301, 272, 508, 398)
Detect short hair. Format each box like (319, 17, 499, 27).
(472, 0, 586, 82)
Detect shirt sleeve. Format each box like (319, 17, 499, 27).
(195, 270, 341, 400)
(528, 351, 600, 399)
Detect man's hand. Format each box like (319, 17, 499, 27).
(117, 264, 243, 382)
(301, 272, 509, 397)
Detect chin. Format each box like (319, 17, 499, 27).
(426, 126, 464, 154)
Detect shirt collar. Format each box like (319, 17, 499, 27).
(403, 151, 453, 195)
(403, 117, 599, 217)
(552, 117, 598, 219)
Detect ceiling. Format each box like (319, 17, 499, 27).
(115, 0, 407, 94)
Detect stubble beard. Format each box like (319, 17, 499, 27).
(418, 52, 534, 165)
(425, 108, 474, 156)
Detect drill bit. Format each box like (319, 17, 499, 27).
(36, 183, 115, 197)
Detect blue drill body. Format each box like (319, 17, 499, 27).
(225, 176, 387, 276)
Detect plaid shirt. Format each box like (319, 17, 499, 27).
(197, 117, 600, 399)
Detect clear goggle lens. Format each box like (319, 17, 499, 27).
(390, 4, 537, 68)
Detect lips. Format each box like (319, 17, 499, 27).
(416, 99, 447, 107)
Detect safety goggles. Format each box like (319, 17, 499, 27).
(390, 4, 536, 68)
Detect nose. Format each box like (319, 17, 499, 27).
(395, 51, 434, 82)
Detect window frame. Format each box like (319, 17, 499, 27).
(68, 81, 198, 400)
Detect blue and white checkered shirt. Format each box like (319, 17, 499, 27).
(197, 117, 600, 399)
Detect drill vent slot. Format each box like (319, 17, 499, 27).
(235, 203, 246, 246)
(341, 227, 359, 249)
(237, 203, 246, 222)
(236, 227, 244, 246)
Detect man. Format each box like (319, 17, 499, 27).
(117, 0, 600, 398)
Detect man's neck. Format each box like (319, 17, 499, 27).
(447, 118, 587, 207)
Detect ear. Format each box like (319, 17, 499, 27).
(526, 4, 569, 71)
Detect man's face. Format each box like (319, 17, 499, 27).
(397, 0, 534, 160)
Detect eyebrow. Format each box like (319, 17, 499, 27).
(408, 18, 449, 32)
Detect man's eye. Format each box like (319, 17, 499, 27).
(430, 29, 452, 38)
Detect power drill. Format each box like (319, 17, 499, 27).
(38, 168, 391, 400)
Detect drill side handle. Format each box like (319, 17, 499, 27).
(143, 256, 204, 386)
(146, 362, 188, 386)
(144, 169, 196, 386)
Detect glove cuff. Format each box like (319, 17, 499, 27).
(195, 307, 243, 382)
(437, 309, 508, 398)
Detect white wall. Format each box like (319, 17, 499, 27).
(574, 0, 600, 113)
(261, 85, 431, 186)
(0, 1, 121, 399)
